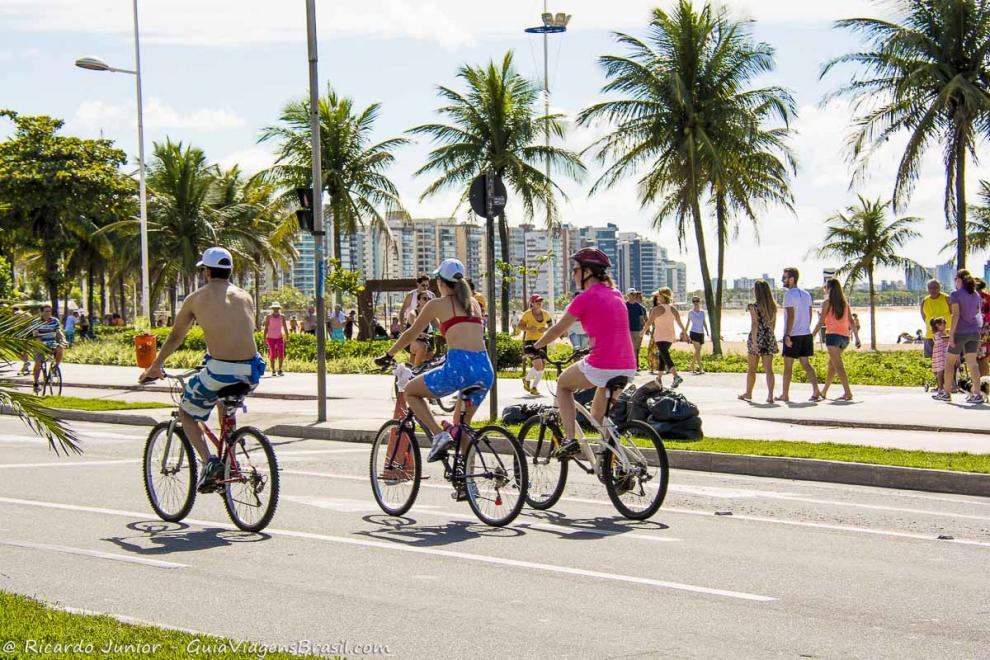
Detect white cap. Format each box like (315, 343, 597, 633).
(432, 258, 465, 282)
(626, 287, 638, 294)
(270, 301, 281, 309)
(196, 246, 233, 269)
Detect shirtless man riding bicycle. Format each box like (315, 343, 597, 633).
(139, 247, 265, 492)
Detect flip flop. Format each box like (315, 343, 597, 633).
(809, 394, 823, 402)
(737, 393, 752, 401)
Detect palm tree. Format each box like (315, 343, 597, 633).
(259, 87, 408, 268)
(823, 0, 990, 269)
(0, 308, 79, 454)
(817, 196, 921, 349)
(411, 52, 585, 330)
(945, 179, 990, 255)
(577, 1, 793, 355)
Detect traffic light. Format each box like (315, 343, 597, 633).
(295, 187, 314, 233)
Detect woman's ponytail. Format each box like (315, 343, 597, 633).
(449, 275, 475, 318)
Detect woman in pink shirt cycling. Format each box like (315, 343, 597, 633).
(528, 248, 637, 458)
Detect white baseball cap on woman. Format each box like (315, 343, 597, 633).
(432, 258, 465, 281)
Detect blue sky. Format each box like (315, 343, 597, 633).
(3, 0, 987, 288)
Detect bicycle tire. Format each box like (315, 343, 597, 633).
(369, 419, 421, 516)
(49, 364, 62, 397)
(517, 416, 567, 510)
(223, 426, 280, 532)
(143, 421, 197, 522)
(603, 420, 669, 520)
(464, 425, 528, 527)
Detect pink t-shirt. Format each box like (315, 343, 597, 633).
(567, 283, 636, 370)
(265, 314, 284, 340)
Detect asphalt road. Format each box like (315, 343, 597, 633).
(1, 418, 989, 659)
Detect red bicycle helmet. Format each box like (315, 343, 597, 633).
(571, 247, 611, 269)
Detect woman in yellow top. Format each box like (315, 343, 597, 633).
(519, 294, 553, 395)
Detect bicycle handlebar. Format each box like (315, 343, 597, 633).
(527, 347, 590, 370)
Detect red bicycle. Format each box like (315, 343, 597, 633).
(140, 368, 280, 532)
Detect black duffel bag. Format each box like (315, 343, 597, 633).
(647, 392, 700, 422)
(648, 416, 704, 440)
(502, 403, 552, 425)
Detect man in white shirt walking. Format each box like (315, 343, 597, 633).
(779, 266, 822, 402)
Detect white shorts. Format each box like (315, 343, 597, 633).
(577, 358, 637, 388)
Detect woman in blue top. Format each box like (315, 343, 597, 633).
(937, 268, 984, 403)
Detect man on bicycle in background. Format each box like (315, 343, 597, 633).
(139, 247, 265, 493)
(31, 304, 65, 394)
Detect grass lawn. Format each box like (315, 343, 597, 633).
(42, 396, 172, 412)
(478, 422, 990, 474)
(0, 591, 327, 659)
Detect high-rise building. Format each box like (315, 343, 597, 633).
(664, 261, 688, 301)
(936, 260, 956, 290)
(906, 264, 934, 291)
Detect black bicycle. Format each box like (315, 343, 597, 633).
(519, 348, 669, 520)
(371, 359, 528, 527)
(390, 354, 457, 413)
(36, 347, 63, 397)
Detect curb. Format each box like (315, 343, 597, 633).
(263, 424, 990, 498)
(11, 410, 989, 497)
(0, 406, 159, 427)
(739, 415, 990, 436)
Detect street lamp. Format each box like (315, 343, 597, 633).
(526, 5, 570, 313)
(74, 0, 150, 329)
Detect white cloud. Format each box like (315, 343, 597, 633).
(70, 97, 246, 131)
(216, 147, 277, 175)
(1, 0, 877, 49)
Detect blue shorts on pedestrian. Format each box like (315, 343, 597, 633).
(181, 354, 266, 421)
(824, 333, 849, 349)
(422, 349, 494, 408)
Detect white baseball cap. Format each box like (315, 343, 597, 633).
(626, 287, 639, 294)
(432, 258, 465, 282)
(196, 246, 233, 269)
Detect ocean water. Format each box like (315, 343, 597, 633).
(713, 306, 928, 345)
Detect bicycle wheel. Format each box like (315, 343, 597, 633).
(603, 420, 669, 520)
(370, 419, 421, 516)
(143, 421, 197, 522)
(48, 364, 62, 396)
(434, 396, 457, 413)
(464, 425, 528, 527)
(223, 427, 280, 532)
(517, 415, 567, 510)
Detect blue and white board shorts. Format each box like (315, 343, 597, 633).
(181, 354, 266, 421)
(422, 349, 494, 408)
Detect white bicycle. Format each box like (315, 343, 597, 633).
(518, 348, 669, 520)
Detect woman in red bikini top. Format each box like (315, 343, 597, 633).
(378, 258, 494, 462)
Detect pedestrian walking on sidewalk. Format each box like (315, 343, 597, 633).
(263, 302, 288, 376)
(686, 297, 709, 374)
(778, 267, 822, 402)
(647, 287, 687, 388)
(937, 269, 984, 404)
(626, 289, 648, 370)
(811, 278, 861, 400)
(739, 280, 778, 403)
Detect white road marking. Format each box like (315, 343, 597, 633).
(276, 448, 369, 457)
(0, 538, 186, 569)
(281, 470, 990, 549)
(283, 494, 681, 542)
(0, 460, 138, 470)
(0, 496, 768, 602)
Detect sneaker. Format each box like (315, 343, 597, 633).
(19, 363, 30, 376)
(528, 385, 542, 396)
(197, 457, 225, 493)
(522, 379, 531, 393)
(427, 430, 454, 462)
(553, 438, 581, 460)
(451, 481, 479, 502)
(932, 391, 951, 401)
(32, 382, 40, 394)
(966, 393, 985, 404)
(671, 374, 684, 389)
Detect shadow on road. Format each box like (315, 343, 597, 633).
(520, 509, 670, 540)
(103, 520, 270, 556)
(354, 514, 524, 547)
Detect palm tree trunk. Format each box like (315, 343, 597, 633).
(955, 135, 967, 269)
(99, 269, 107, 316)
(868, 266, 877, 350)
(690, 198, 718, 354)
(253, 271, 261, 329)
(713, 196, 727, 356)
(498, 211, 510, 333)
(86, 269, 95, 319)
(45, 247, 60, 316)
(118, 274, 126, 323)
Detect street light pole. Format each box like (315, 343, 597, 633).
(132, 0, 149, 327)
(306, 0, 328, 422)
(74, 1, 150, 328)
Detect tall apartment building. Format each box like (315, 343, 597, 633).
(617, 231, 663, 295)
(936, 260, 956, 291)
(905, 264, 935, 291)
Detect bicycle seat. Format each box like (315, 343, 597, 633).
(604, 376, 630, 392)
(216, 382, 252, 398)
(459, 385, 486, 397)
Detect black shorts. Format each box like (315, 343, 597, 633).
(689, 332, 704, 344)
(655, 341, 675, 370)
(782, 334, 814, 358)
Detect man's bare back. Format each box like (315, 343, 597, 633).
(182, 281, 257, 360)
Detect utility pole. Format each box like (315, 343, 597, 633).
(306, 0, 327, 422)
